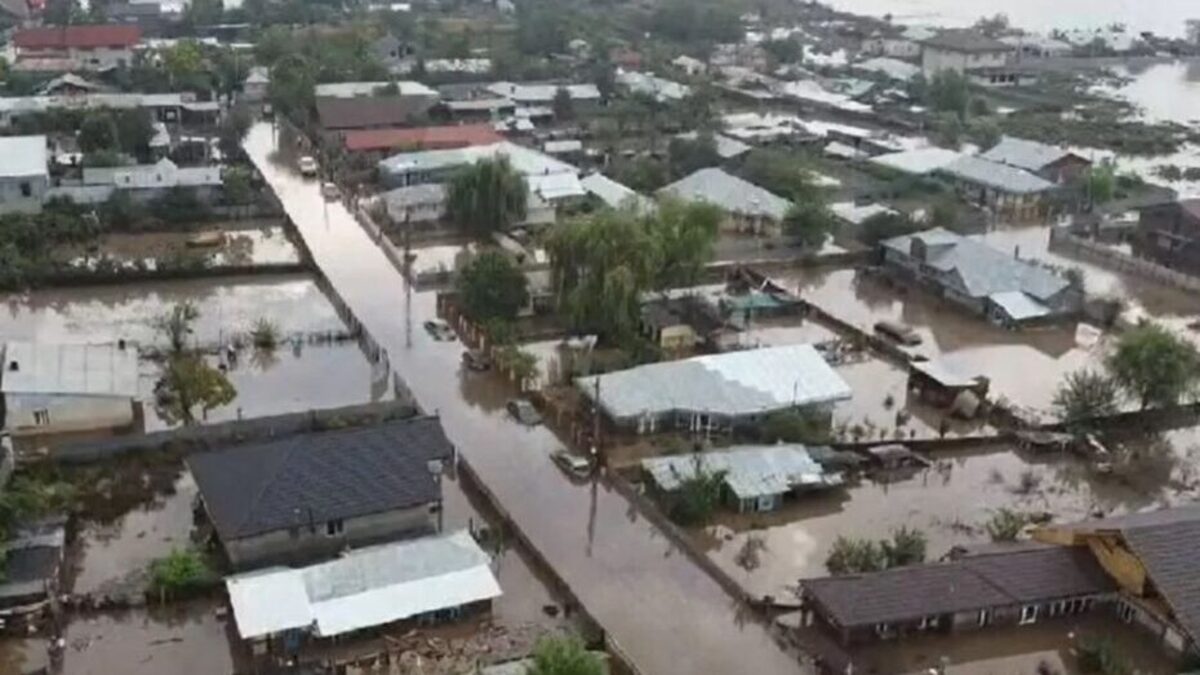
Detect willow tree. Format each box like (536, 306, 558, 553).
(446, 157, 528, 235)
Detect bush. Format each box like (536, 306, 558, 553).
(1077, 636, 1131, 675)
(527, 634, 605, 675)
(985, 508, 1029, 542)
(250, 317, 281, 350)
(667, 459, 726, 526)
(148, 548, 218, 600)
(1053, 369, 1120, 426)
(759, 410, 831, 444)
(826, 536, 886, 575)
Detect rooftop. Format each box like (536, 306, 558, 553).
(616, 70, 691, 102)
(485, 81, 600, 103)
(378, 140, 577, 181)
(869, 147, 963, 176)
(643, 445, 840, 499)
(313, 81, 437, 98)
(801, 544, 1116, 629)
(920, 29, 1013, 54)
(577, 344, 852, 421)
(830, 202, 896, 226)
(980, 136, 1090, 173)
(225, 530, 501, 639)
(1, 341, 138, 398)
(315, 97, 434, 131)
(341, 124, 502, 153)
(83, 158, 221, 189)
(939, 155, 1056, 195)
(0, 135, 48, 178)
(14, 24, 142, 50)
(581, 172, 654, 213)
(0, 92, 190, 115)
(187, 417, 454, 541)
(675, 131, 750, 160)
(658, 168, 791, 221)
(883, 227, 1070, 301)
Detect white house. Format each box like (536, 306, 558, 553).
(1, 341, 139, 436)
(920, 30, 1014, 77)
(81, 157, 223, 202)
(0, 136, 49, 215)
(861, 25, 936, 60)
(242, 66, 269, 103)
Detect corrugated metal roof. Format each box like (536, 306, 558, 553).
(981, 136, 1083, 173)
(988, 291, 1051, 321)
(226, 530, 501, 639)
(658, 168, 791, 221)
(643, 445, 839, 499)
(378, 141, 577, 182)
(940, 155, 1055, 195)
(674, 131, 750, 159)
(0, 135, 47, 178)
(314, 81, 437, 98)
(577, 344, 852, 420)
(485, 81, 600, 103)
(1, 341, 138, 398)
(616, 70, 691, 102)
(870, 147, 963, 176)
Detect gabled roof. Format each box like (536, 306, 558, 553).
(801, 544, 1115, 628)
(870, 147, 963, 176)
(981, 136, 1090, 173)
(581, 172, 654, 213)
(342, 124, 502, 153)
(314, 81, 437, 99)
(882, 227, 1070, 301)
(315, 97, 434, 131)
(643, 444, 839, 499)
(939, 155, 1056, 195)
(15, 25, 141, 50)
(658, 168, 791, 221)
(920, 29, 1013, 54)
(226, 530, 500, 639)
(485, 81, 600, 103)
(187, 418, 454, 541)
(1, 341, 138, 398)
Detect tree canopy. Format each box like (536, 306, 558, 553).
(455, 251, 530, 323)
(1053, 368, 1120, 425)
(1105, 322, 1200, 410)
(527, 635, 605, 675)
(783, 201, 836, 249)
(445, 157, 529, 235)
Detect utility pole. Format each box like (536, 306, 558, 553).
(592, 376, 602, 465)
(404, 210, 412, 349)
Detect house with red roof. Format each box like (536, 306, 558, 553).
(13, 25, 142, 71)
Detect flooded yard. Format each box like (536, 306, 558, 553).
(58, 222, 302, 269)
(696, 441, 1193, 600)
(62, 601, 241, 675)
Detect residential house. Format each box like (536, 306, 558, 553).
(34, 73, 108, 96)
(241, 66, 269, 103)
(880, 227, 1081, 326)
(799, 543, 1117, 646)
(0, 93, 215, 129)
(484, 82, 601, 113)
(426, 59, 492, 76)
(371, 33, 415, 75)
(919, 29, 1014, 78)
(658, 168, 792, 235)
(869, 147, 964, 177)
(861, 25, 937, 59)
(13, 25, 142, 71)
(1132, 199, 1200, 273)
(225, 530, 501, 654)
(0, 0, 29, 25)
(314, 81, 437, 99)
(580, 172, 654, 214)
(0, 136, 49, 215)
(672, 55, 706, 76)
(639, 293, 726, 352)
(853, 57, 921, 82)
(376, 141, 584, 218)
(104, 0, 165, 34)
(1037, 505, 1200, 657)
(316, 97, 435, 132)
(576, 344, 852, 435)
(616, 70, 691, 103)
(187, 417, 456, 569)
(1001, 33, 1073, 60)
(936, 155, 1056, 217)
(643, 445, 842, 513)
(378, 183, 447, 227)
(341, 123, 502, 156)
(1, 341, 139, 435)
(72, 157, 223, 203)
(980, 136, 1093, 185)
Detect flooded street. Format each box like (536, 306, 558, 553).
(61, 601, 239, 675)
(244, 123, 807, 675)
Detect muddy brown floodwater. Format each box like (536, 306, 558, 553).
(245, 123, 808, 675)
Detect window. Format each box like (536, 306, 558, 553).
(918, 616, 939, 631)
(1019, 605, 1039, 625)
(325, 519, 344, 536)
(33, 409, 50, 426)
(19, 182, 31, 198)
(977, 609, 990, 627)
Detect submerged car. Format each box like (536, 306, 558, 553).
(462, 349, 491, 371)
(297, 155, 318, 177)
(551, 449, 592, 480)
(423, 319, 456, 341)
(320, 182, 341, 200)
(507, 399, 542, 426)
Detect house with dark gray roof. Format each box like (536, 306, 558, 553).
(880, 227, 1080, 326)
(188, 417, 455, 569)
(1038, 503, 1200, 658)
(799, 543, 1117, 646)
(981, 136, 1092, 185)
(920, 29, 1014, 78)
(936, 155, 1057, 218)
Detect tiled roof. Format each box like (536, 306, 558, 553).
(188, 418, 454, 541)
(801, 545, 1115, 628)
(342, 124, 502, 152)
(15, 25, 141, 50)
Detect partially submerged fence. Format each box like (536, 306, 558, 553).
(1049, 227, 1200, 294)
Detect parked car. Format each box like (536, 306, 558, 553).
(424, 319, 456, 341)
(262, 103, 274, 119)
(551, 449, 592, 480)
(462, 349, 491, 371)
(874, 320, 922, 346)
(507, 399, 542, 426)
(321, 182, 341, 200)
(298, 156, 318, 177)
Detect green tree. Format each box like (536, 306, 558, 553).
(78, 113, 118, 154)
(455, 251, 530, 323)
(162, 40, 206, 87)
(760, 409, 832, 443)
(159, 353, 237, 425)
(153, 302, 200, 355)
(651, 198, 721, 288)
(739, 149, 819, 202)
(927, 70, 970, 118)
(985, 508, 1028, 542)
(1053, 369, 1120, 425)
(667, 134, 720, 180)
(1086, 164, 1117, 204)
(614, 156, 668, 192)
(148, 548, 218, 600)
(184, 0, 223, 26)
(826, 537, 887, 575)
(1106, 322, 1200, 410)
(668, 458, 726, 526)
(516, 0, 568, 56)
(115, 109, 154, 157)
(881, 527, 927, 567)
(859, 211, 919, 246)
(527, 635, 605, 675)
(762, 37, 803, 65)
(929, 195, 960, 227)
(974, 13, 1010, 37)
(783, 201, 836, 249)
(445, 157, 528, 235)
(552, 86, 574, 121)
(222, 166, 255, 205)
(218, 105, 254, 158)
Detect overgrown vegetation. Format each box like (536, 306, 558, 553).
(527, 634, 605, 675)
(147, 548, 219, 601)
(1077, 636, 1132, 675)
(456, 251, 530, 323)
(0, 476, 76, 541)
(985, 508, 1030, 542)
(1053, 369, 1120, 426)
(825, 528, 927, 574)
(1106, 322, 1200, 410)
(250, 317, 282, 351)
(153, 302, 237, 425)
(758, 409, 832, 444)
(446, 157, 529, 235)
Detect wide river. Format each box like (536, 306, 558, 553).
(822, 0, 1198, 37)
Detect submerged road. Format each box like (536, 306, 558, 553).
(245, 123, 807, 675)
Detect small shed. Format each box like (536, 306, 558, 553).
(866, 444, 930, 470)
(908, 359, 988, 408)
(1, 341, 139, 435)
